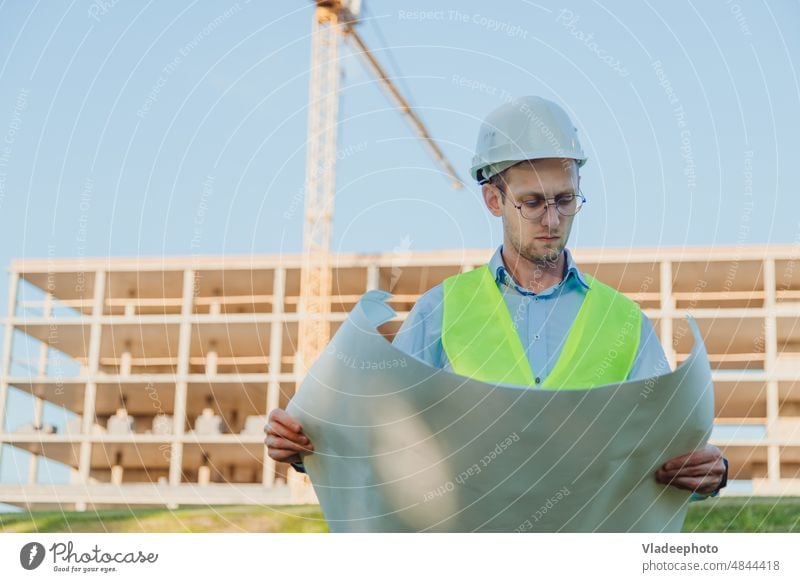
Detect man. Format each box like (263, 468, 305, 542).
(266, 95, 728, 502)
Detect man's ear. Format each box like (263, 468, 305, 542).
(482, 183, 503, 217)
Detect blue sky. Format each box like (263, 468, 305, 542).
(0, 0, 798, 509)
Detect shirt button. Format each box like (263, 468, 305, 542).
(535, 377, 542, 384)
(534, 334, 540, 341)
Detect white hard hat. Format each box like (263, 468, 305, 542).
(470, 96, 587, 184)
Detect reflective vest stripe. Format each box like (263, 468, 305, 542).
(442, 265, 641, 389)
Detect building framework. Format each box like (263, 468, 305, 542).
(0, 245, 798, 510)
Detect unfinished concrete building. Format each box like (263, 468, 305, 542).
(1, 244, 799, 510)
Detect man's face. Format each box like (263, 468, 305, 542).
(482, 158, 579, 264)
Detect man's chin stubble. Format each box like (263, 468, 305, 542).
(521, 247, 562, 265)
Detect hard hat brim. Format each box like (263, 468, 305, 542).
(471, 152, 587, 183)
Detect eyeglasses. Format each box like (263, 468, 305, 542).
(497, 187, 586, 221)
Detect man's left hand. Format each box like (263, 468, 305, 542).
(655, 444, 726, 494)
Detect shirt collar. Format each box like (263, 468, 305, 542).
(487, 245, 590, 296)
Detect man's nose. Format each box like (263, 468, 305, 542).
(541, 202, 561, 228)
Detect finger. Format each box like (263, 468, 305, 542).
(655, 470, 678, 486)
(269, 409, 304, 434)
(266, 435, 314, 454)
(266, 448, 301, 464)
(661, 476, 702, 492)
(662, 453, 712, 471)
(266, 421, 311, 445)
(266, 436, 313, 454)
(265, 442, 314, 463)
(676, 475, 719, 494)
(658, 464, 723, 478)
(660, 456, 725, 478)
(662, 449, 719, 471)
(660, 474, 719, 494)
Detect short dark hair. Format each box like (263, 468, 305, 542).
(486, 159, 579, 196)
(487, 168, 511, 193)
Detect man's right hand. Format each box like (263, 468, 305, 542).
(264, 408, 315, 465)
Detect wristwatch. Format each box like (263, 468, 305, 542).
(709, 457, 729, 497)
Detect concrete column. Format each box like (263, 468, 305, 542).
(198, 465, 211, 485)
(763, 258, 780, 484)
(209, 289, 221, 316)
(169, 270, 195, 490)
(264, 268, 285, 487)
(659, 261, 675, 369)
(28, 398, 44, 484)
(120, 341, 132, 376)
(206, 343, 218, 376)
(764, 259, 777, 380)
(366, 265, 379, 291)
(764, 369, 778, 473)
(76, 270, 106, 510)
(0, 271, 20, 471)
(28, 293, 53, 484)
(767, 444, 780, 485)
(764, 257, 776, 309)
(111, 446, 124, 484)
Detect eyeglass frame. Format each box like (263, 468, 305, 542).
(492, 184, 587, 221)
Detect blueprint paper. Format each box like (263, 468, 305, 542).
(286, 290, 714, 532)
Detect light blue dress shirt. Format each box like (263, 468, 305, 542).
(390, 245, 714, 502)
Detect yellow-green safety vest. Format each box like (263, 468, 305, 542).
(441, 265, 642, 389)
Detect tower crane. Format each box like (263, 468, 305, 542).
(297, 0, 462, 376)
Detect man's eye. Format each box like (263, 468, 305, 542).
(522, 199, 545, 208)
(556, 195, 576, 206)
